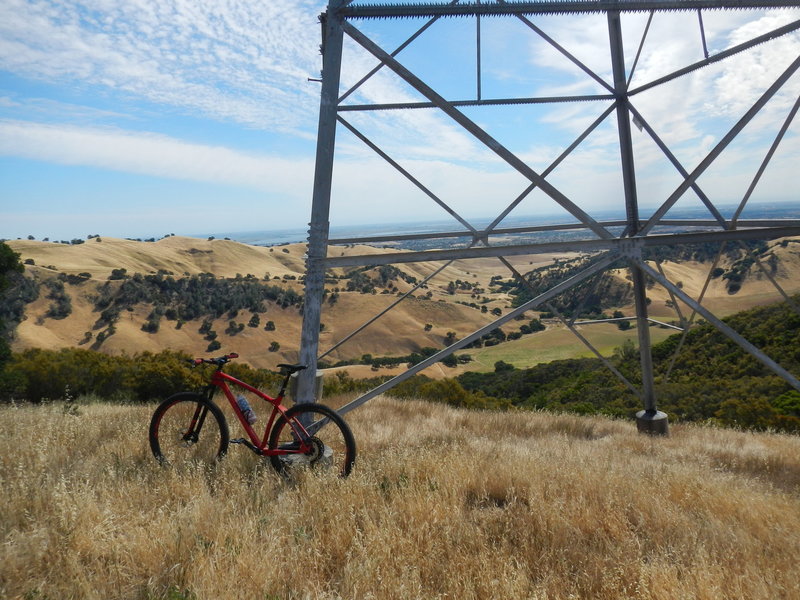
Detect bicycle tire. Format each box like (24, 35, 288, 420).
(268, 402, 356, 478)
(149, 392, 229, 467)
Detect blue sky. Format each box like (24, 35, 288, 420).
(1, 1, 798, 241)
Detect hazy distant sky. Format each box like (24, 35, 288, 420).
(1, 1, 798, 240)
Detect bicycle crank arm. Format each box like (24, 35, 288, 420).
(230, 437, 263, 455)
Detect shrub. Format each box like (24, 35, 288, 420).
(494, 360, 514, 373)
(43, 279, 72, 319)
(441, 354, 458, 368)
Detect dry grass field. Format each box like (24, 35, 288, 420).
(2, 397, 799, 599)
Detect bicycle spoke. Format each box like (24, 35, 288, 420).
(268, 403, 356, 478)
(150, 394, 228, 468)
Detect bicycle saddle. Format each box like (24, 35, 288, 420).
(278, 363, 307, 374)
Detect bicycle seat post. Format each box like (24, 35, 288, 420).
(276, 364, 307, 400)
(277, 372, 292, 399)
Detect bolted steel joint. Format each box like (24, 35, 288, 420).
(617, 238, 643, 260)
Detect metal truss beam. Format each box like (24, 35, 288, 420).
(640, 53, 800, 235)
(338, 94, 614, 111)
(342, 19, 616, 241)
(296, 2, 345, 404)
(301, 0, 800, 433)
(324, 226, 800, 268)
(334, 252, 620, 417)
(327, 220, 800, 245)
(638, 259, 800, 391)
(340, 1, 799, 19)
(629, 18, 800, 95)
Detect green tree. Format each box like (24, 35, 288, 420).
(0, 242, 23, 291)
(528, 318, 545, 332)
(715, 396, 778, 430)
(612, 339, 637, 362)
(0, 243, 24, 375)
(773, 390, 800, 417)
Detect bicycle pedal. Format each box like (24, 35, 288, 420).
(230, 437, 262, 455)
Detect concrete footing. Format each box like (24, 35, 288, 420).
(636, 409, 669, 436)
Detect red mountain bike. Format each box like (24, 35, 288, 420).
(148, 353, 356, 477)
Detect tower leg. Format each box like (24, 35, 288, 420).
(636, 409, 670, 435)
(297, 2, 345, 404)
(631, 264, 668, 435)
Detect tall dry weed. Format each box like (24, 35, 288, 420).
(1, 397, 799, 599)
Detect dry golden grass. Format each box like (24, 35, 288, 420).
(7, 237, 309, 280)
(7, 236, 800, 375)
(2, 397, 799, 599)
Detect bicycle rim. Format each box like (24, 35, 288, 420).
(150, 395, 229, 468)
(268, 403, 356, 478)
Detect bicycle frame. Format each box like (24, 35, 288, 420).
(206, 369, 312, 457)
(149, 353, 354, 477)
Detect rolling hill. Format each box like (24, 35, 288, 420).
(4, 234, 800, 375)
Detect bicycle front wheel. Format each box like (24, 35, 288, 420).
(149, 393, 229, 467)
(268, 403, 356, 478)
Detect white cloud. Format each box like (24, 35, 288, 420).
(0, 0, 327, 133)
(0, 0, 485, 162)
(0, 119, 314, 195)
(511, 8, 800, 197)
(522, 10, 799, 126)
(1, 2, 798, 240)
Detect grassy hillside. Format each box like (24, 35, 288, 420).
(4, 235, 800, 375)
(1, 397, 798, 599)
(451, 295, 800, 431)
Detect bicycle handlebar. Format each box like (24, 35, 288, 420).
(188, 352, 239, 368)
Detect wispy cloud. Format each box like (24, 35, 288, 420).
(0, 2, 798, 240)
(0, 0, 480, 160)
(0, 0, 327, 133)
(0, 119, 313, 194)
(529, 10, 800, 129)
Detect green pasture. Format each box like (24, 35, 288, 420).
(466, 322, 678, 372)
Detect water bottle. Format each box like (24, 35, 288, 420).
(236, 395, 257, 424)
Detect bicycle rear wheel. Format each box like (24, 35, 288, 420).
(268, 403, 356, 478)
(149, 393, 229, 467)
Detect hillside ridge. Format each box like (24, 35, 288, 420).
(4, 234, 800, 374)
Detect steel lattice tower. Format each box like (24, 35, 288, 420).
(296, 0, 800, 434)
